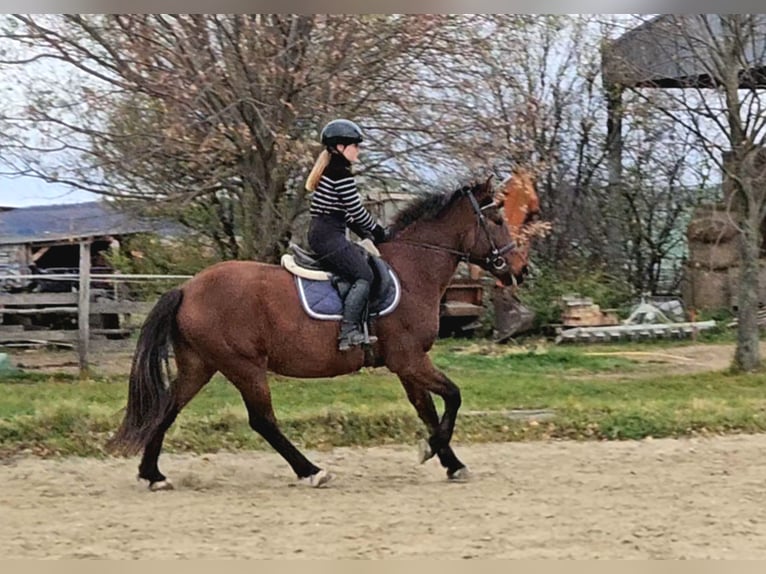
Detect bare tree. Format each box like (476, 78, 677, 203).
(612, 91, 718, 293)
(0, 14, 717, 308)
(0, 14, 447, 261)
(606, 14, 766, 370)
(437, 15, 710, 295)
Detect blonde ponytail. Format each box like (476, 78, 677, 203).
(305, 149, 331, 192)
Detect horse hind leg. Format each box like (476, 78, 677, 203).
(226, 359, 330, 488)
(138, 346, 215, 490)
(137, 407, 179, 491)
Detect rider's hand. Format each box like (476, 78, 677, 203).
(371, 223, 391, 244)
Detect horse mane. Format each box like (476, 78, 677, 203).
(389, 180, 484, 233)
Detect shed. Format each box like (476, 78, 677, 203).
(601, 15, 766, 310)
(0, 201, 179, 279)
(603, 15, 766, 90)
(601, 14, 766, 189)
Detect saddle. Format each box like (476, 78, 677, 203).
(280, 240, 401, 321)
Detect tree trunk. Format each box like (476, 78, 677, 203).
(733, 204, 761, 371)
(604, 83, 626, 269)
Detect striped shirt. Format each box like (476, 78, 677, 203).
(309, 155, 377, 234)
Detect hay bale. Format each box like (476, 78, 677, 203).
(687, 239, 740, 270)
(681, 265, 731, 310)
(686, 205, 740, 243)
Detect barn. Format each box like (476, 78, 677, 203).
(0, 200, 177, 290)
(602, 15, 766, 310)
(0, 200, 184, 354)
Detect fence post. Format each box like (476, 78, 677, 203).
(78, 239, 92, 378)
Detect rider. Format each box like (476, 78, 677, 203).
(305, 118, 390, 351)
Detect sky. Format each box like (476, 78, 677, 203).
(0, 175, 98, 207)
(0, 21, 99, 208)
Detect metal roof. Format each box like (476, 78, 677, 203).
(602, 15, 766, 88)
(0, 201, 179, 246)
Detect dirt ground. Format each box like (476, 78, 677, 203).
(5, 340, 760, 378)
(2, 435, 766, 559)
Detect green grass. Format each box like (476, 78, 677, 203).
(2, 341, 766, 457)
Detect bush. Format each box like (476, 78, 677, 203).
(104, 233, 221, 297)
(514, 260, 635, 328)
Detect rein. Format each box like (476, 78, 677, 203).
(462, 185, 517, 271)
(396, 238, 473, 261)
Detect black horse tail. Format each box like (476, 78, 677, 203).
(108, 288, 184, 456)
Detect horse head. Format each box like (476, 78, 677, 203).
(498, 167, 540, 229)
(453, 174, 532, 286)
(387, 172, 544, 286)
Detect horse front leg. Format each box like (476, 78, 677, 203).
(395, 356, 469, 480)
(399, 377, 468, 479)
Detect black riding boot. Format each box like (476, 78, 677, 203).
(338, 279, 377, 351)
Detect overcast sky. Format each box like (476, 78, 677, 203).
(0, 175, 98, 208)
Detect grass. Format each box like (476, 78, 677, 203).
(2, 339, 766, 457)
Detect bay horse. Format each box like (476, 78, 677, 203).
(109, 174, 539, 489)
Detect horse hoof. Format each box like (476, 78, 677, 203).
(418, 439, 434, 464)
(149, 479, 174, 491)
(448, 467, 471, 482)
(300, 469, 332, 488)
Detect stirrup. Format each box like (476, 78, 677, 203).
(338, 326, 377, 351)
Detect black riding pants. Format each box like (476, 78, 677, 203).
(307, 214, 374, 284)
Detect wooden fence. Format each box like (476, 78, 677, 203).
(0, 243, 191, 377)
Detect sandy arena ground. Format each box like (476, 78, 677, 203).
(2, 434, 766, 559)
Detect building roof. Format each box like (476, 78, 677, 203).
(0, 201, 180, 246)
(602, 15, 766, 89)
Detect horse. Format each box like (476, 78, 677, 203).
(502, 166, 540, 235)
(108, 174, 540, 490)
(490, 167, 543, 341)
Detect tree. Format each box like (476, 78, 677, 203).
(0, 14, 716, 306)
(0, 14, 447, 261)
(436, 15, 710, 295)
(606, 14, 766, 371)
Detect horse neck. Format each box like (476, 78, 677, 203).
(388, 212, 471, 296)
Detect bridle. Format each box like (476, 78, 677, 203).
(397, 185, 517, 273)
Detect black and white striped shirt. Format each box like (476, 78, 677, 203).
(309, 153, 377, 234)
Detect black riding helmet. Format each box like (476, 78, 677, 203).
(320, 118, 364, 147)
